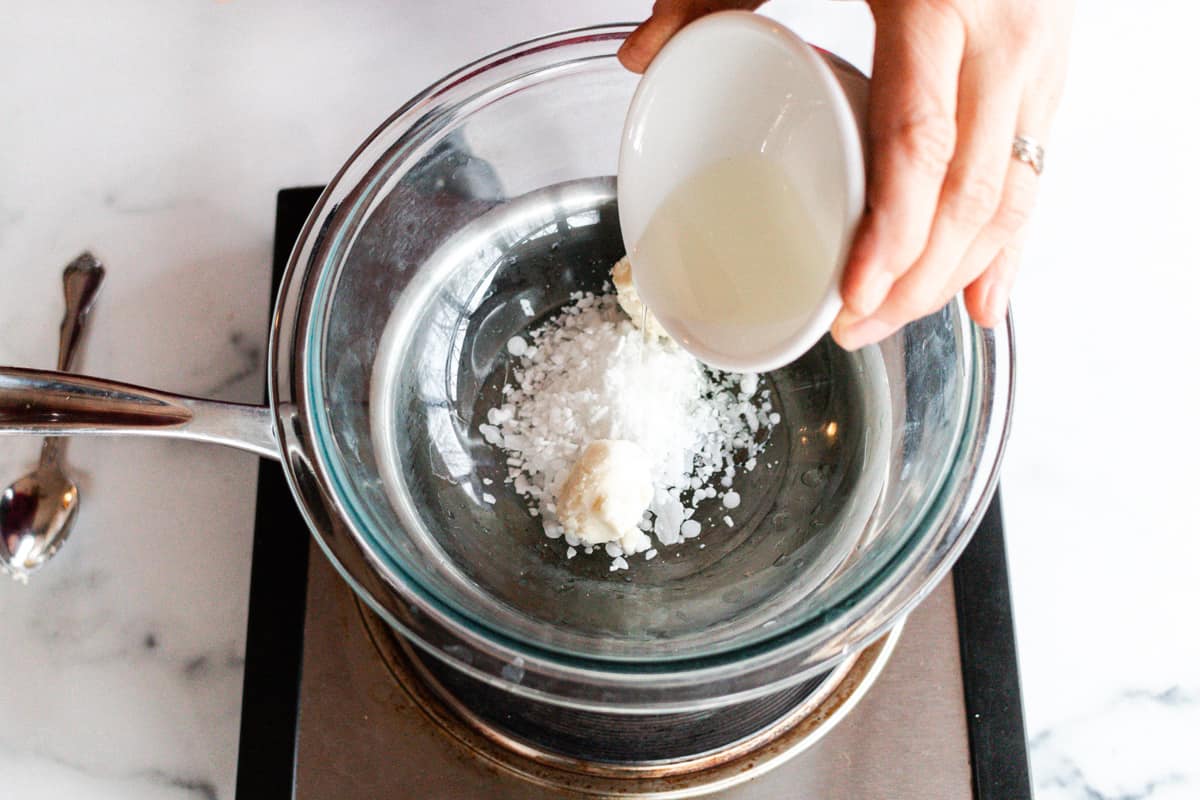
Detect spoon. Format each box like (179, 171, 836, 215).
(0, 253, 105, 581)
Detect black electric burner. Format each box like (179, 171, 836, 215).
(232, 188, 1032, 799)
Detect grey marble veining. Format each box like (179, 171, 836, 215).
(1, 1, 1197, 798)
(1031, 688, 1199, 800)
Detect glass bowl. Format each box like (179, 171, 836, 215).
(271, 25, 1013, 712)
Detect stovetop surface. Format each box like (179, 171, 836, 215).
(294, 542, 970, 799)
(232, 188, 1031, 800)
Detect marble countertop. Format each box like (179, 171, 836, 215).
(2, 2, 1196, 798)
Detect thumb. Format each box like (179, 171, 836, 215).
(618, 0, 766, 73)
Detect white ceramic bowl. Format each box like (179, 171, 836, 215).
(618, 11, 866, 372)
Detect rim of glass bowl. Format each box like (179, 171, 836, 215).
(271, 25, 1015, 712)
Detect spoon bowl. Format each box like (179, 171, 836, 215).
(0, 467, 80, 580)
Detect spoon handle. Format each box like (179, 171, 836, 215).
(57, 252, 106, 374)
(39, 253, 106, 468)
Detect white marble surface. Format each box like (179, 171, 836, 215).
(0, 1, 1196, 798)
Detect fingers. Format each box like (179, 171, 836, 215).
(618, 2, 690, 74)
(832, 0, 1075, 348)
(617, 0, 1068, 346)
(954, 80, 1053, 328)
(618, 0, 765, 73)
(947, 155, 1039, 326)
(836, 154, 1034, 342)
(953, 3, 1071, 328)
(964, 232, 1024, 328)
(837, 2, 965, 317)
(834, 42, 1025, 348)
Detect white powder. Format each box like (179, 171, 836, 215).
(483, 291, 775, 567)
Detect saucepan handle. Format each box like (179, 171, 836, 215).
(0, 367, 278, 460)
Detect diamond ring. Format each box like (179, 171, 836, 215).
(1012, 135, 1045, 176)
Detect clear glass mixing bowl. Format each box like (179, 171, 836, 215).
(272, 25, 1012, 712)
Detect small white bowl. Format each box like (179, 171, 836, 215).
(618, 11, 866, 373)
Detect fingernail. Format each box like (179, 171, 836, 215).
(982, 282, 1010, 327)
(847, 269, 893, 317)
(833, 317, 896, 351)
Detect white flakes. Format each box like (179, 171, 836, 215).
(566, 546, 577, 559)
(507, 336, 529, 357)
(626, 528, 653, 554)
(723, 515, 735, 528)
(487, 406, 513, 426)
(610, 556, 629, 572)
(482, 492, 497, 505)
(746, 457, 757, 471)
(520, 298, 536, 317)
(769, 412, 781, 425)
(481, 292, 777, 565)
(482, 477, 493, 486)
(479, 424, 503, 446)
(722, 491, 742, 509)
(645, 549, 658, 560)
(655, 496, 686, 545)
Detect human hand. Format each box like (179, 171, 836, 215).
(618, 0, 1073, 350)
